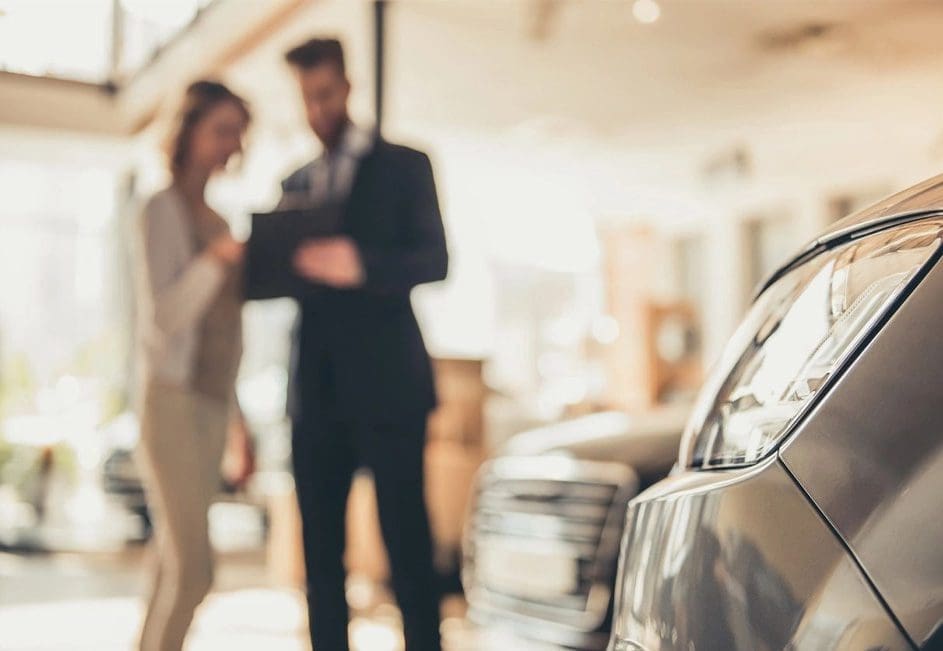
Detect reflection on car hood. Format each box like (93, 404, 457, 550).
(499, 406, 690, 478)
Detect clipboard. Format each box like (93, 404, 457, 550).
(243, 204, 344, 300)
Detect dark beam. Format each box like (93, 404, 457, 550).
(374, 0, 388, 134)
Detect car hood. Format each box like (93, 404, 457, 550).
(498, 406, 690, 479)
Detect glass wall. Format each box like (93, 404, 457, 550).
(0, 0, 217, 84)
(0, 135, 134, 549)
(0, 0, 114, 82)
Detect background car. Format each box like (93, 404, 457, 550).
(462, 407, 688, 650)
(608, 175, 943, 651)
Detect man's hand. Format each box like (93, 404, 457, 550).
(292, 237, 365, 288)
(207, 234, 244, 266)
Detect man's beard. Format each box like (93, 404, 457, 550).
(315, 114, 350, 151)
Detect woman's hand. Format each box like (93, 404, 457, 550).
(208, 234, 244, 266)
(221, 412, 256, 491)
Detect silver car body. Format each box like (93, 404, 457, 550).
(609, 175, 943, 651)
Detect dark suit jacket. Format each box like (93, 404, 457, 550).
(281, 138, 448, 424)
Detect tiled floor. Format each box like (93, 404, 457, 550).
(0, 550, 557, 651)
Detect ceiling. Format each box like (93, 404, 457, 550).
(218, 1, 943, 186)
(378, 0, 943, 138)
(7, 0, 943, 200)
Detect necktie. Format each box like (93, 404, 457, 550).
(326, 153, 339, 201)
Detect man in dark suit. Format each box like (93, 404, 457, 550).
(278, 38, 447, 651)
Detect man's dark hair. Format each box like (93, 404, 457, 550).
(284, 38, 346, 76)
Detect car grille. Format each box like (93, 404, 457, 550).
(464, 455, 637, 631)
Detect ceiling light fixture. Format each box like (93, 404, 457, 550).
(633, 0, 660, 24)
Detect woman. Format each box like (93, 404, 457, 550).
(133, 80, 251, 651)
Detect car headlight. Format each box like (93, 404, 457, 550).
(679, 219, 943, 469)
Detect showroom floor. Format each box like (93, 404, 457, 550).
(0, 548, 556, 651)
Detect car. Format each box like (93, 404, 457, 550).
(462, 407, 688, 650)
(102, 446, 152, 541)
(608, 175, 943, 651)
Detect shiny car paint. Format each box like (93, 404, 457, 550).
(609, 175, 943, 651)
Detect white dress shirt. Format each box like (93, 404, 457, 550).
(307, 122, 374, 204)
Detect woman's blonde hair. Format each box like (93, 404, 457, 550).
(165, 80, 251, 178)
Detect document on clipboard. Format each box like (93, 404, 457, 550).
(243, 204, 344, 300)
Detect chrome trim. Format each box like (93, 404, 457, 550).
(468, 606, 612, 650)
(463, 455, 639, 636)
(473, 511, 608, 542)
(761, 209, 943, 295)
(487, 455, 634, 486)
(764, 172, 943, 287)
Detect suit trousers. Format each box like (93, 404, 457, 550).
(291, 412, 442, 651)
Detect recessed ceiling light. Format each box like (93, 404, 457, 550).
(633, 0, 661, 24)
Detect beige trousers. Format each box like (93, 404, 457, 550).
(135, 383, 228, 651)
